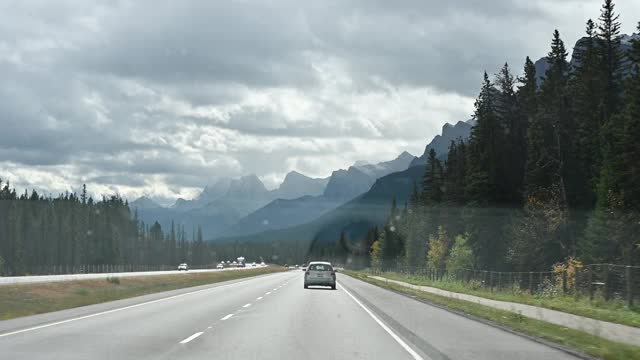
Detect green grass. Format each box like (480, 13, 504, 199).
(344, 270, 640, 360)
(371, 271, 640, 328)
(0, 267, 284, 321)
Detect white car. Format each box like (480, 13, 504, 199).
(304, 261, 336, 290)
(216, 263, 224, 269)
(251, 262, 256, 267)
(178, 263, 188, 271)
(260, 262, 266, 266)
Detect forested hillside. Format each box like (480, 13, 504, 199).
(0, 184, 212, 275)
(369, 1, 640, 272)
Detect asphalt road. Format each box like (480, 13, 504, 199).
(0, 271, 579, 360)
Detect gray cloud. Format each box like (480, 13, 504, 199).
(0, 0, 639, 201)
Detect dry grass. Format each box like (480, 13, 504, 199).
(0, 267, 284, 320)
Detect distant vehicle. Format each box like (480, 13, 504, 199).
(216, 263, 224, 269)
(260, 262, 266, 266)
(237, 256, 246, 267)
(301, 264, 307, 271)
(288, 265, 296, 270)
(304, 262, 336, 290)
(251, 262, 256, 267)
(178, 263, 188, 271)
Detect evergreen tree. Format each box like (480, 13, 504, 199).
(597, 0, 622, 121)
(571, 19, 606, 207)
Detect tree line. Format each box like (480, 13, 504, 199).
(0, 183, 212, 276)
(368, 0, 640, 273)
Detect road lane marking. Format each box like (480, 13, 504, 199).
(257, 296, 263, 300)
(266, 292, 271, 295)
(339, 282, 425, 360)
(0, 275, 269, 338)
(207, 326, 212, 329)
(221, 314, 234, 321)
(243, 303, 251, 308)
(180, 332, 203, 344)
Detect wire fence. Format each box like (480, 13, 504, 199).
(0, 263, 230, 276)
(376, 263, 639, 307)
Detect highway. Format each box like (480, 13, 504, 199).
(0, 271, 579, 360)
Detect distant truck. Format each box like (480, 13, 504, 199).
(237, 256, 246, 268)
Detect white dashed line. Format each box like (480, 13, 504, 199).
(257, 296, 263, 300)
(266, 292, 271, 295)
(207, 326, 212, 329)
(180, 332, 203, 344)
(221, 314, 234, 321)
(243, 303, 252, 308)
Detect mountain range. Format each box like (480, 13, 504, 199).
(213, 118, 475, 245)
(131, 151, 416, 239)
(220, 151, 416, 238)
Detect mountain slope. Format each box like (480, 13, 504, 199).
(220, 151, 416, 238)
(130, 196, 162, 210)
(410, 120, 474, 167)
(272, 171, 328, 200)
(215, 165, 425, 253)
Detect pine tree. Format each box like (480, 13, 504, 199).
(597, 0, 622, 121)
(465, 72, 502, 204)
(496, 62, 525, 203)
(571, 19, 606, 208)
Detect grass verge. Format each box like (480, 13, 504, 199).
(343, 270, 640, 360)
(0, 267, 284, 321)
(374, 271, 640, 328)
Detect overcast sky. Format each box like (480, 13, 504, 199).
(0, 1, 638, 205)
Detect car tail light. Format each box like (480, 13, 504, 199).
(331, 270, 336, 277)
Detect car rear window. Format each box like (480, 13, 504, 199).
(309, 264, 332, 271)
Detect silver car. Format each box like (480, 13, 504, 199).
(304, 261, 336, 290)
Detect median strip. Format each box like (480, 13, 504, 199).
(0, 266, 284, 321)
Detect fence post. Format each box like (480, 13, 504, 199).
(626, 266, 633, 307)
(489, 272, 494, 292)
(603, 265, 610, 301)
(588, 269, 594, 301)
(539, 272, 543, 294)
(574, 269, 580, 300)
(529, 272, 534, 294)
(562, 268, 568, 295)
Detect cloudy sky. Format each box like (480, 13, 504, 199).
(1, 0, 638, 205)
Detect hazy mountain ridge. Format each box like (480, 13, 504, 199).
(410, 119, 474, 167)
(219, 151, 416, 238)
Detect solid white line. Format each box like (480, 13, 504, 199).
(338, 282, 425, 360)
(257, 296, 263, 300)
(221, 314, 234, 321)
(180, 332, 203, 344)
(0, 277, 260, 338)
(243, 303, 251, 308)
